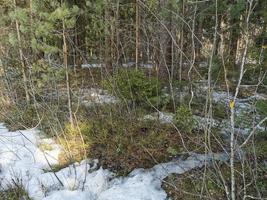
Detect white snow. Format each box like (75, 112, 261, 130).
(0, 123, 228, 200)
(79, 88, 118, 106)
(0, 125, 61, 190)
(143, 112, 174, 124)
(122, 62, 153, 69)
(81, 62, 154, 69)
(81, 63, 106, 69)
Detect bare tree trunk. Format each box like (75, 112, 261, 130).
(214, 15, 222, 56)
(63, 21, 74, 127)
(104, 3, 112, 71)
(74, 0, 86, 68)
(179, 0, 185, 104)
(166, 3, 173, 69)
(230, 2, 253, 199)
(14, 0, 30, 104)
(230, 101, 236, 200)
(195, 19, 202, 62)
(229, 17, 239, 67)
(135, 0, 140, 70)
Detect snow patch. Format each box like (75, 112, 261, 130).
(143, 112, 174, 124)
(0, 124, 228, 200)
(81, 63, 106, 69)
(0, 126, 61, 189)
(79, 88, 118, 106)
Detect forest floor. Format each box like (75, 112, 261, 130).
(0, 122, 228, 200)
(0, 68, 266, 199)
(0, 86, 266, 200)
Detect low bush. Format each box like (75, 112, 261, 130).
(103, 69, 161, 106)
(58, 122, 92, 165)
(174, 105, 196, 133)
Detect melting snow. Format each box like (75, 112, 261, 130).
(81, 64, 106, 68)
(0, 123, 228, 200)
(79, 88, 118, 106)
(143, 112, 174, 124)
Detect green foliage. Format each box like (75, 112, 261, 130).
(103, 69, 160, 105)
(174, 105, 195, 133)
(213, 103, 228, 119)
(8, 33, 17, 46)
(229, 0, 246, 19)
(31, 60, 65, 91)
(9, 8, 29, 23)
(49, 4, 79, 22)
(35, 22, 54, 37)
(167, 146, 179, 156)
(256, 100, 267, 128)
(256, 100, 267, 115)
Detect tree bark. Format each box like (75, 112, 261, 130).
(14, 0, 30, 104)
(63, 21, 74, 127)
(229, 17, 239, 66)
(74, 0, 86, 68)
(135, 0, 140, 69)
(104, 2, 112, 71)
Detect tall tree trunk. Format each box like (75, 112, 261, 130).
(195, 19, 202, 61)
(179, 0, 185, 104)
(104, 2, 112, 71)
(74, 0, 86, 68)
(135, 0, 140, 69)
(229, 17, 239, 67)
(214, 15, 222, 56)
(14, 0, 30, 104)
(166, 4, 173, 69)
(63, 21, 74, 127)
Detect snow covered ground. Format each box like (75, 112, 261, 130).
(79, 88, 118, 106)
(143, 91, 266, 136)
(0, 123, 228, 200)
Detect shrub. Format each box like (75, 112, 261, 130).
(58, 122, 92, 165)
(174, 105, 195, 133)
(103, 69, 160, 105)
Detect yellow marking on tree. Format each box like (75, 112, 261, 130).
(230, 100, 235, 109)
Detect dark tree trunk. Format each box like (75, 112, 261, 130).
(74, 0, 87, 68)
(229, 17, 239, 67)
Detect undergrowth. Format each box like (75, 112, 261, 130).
(0, 178, 31, 200)
(58, 104, 221, 175)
